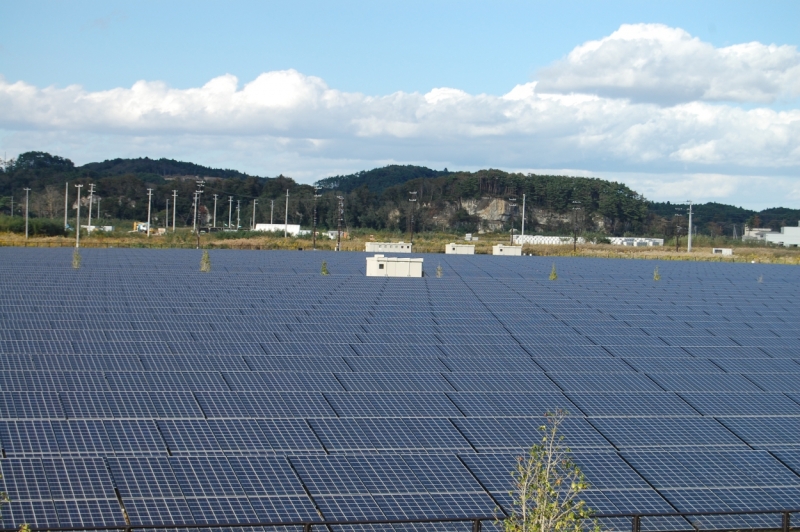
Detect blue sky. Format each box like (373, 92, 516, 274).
(1, 0, 799, 208)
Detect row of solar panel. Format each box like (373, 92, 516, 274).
(5, 450, 800, 528)
(4, 390, 800, 419)
(3, 415, 800, 455)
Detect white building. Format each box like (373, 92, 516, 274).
(743, 226, 779, 242)
(493, 244, 523, 256)
(608, 237, 664, 247)
(254, 223, 309, 236)
(445, 243, 475, 254)
(81, 225, 113, 234)
(765, 222, 800, 247)
(366, 255, 424, 277)
(365, 242, 412, 253)
(712, 248, 734, 255)
(514, 235, 585, 245)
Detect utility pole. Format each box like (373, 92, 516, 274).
(96, 197, 100, 223)
(686, 200, 693, 252)
(192, 192, 198, 233)
(212, 194, 218, 228)
(284, 190, 289, 238)
(676, 225, 682, 252)
(165, 199, 169, 231)
(336, 195, 344, 251)
(572, 200, 582, 252)
(146, 188, 153, 237)
(74, 184, 83, 248)
(252, 199, 258, 230)
(87, 183, 95, 234)
(508, 197, 517, 244)
(236, 200, 241, 229)
(171, 190, 177, 232)
(9, 196, 11, 217)
(408, 190, 417, 244)
(193, 180, 205, 233)
(521, 193, 526, 237)
(312, 186, 321, 250)
(270, 199, 274, 224)
(228, 196, 233, 229)
(23, 188, 31, 239)
(64, 182, 69, 229)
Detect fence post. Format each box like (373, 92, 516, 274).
(783, 511, 790, 532)
(303, 523, 312, 532)
(472, 518, 482, 532)
(631, 514, 641, 532)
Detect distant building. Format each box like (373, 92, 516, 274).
(514, 235, 585, 245)
(254, 223, 309, 236)
(493, 244, 523, 256)
(326, 230, 348, 240)
(445, 243, 475, 254)
(712, 248, 734, 255)
(743, 225, 779, 242)
(764, 222, 800, 247)
(365, 242, 412, 253)
(366, 255, 423, 277)
(608, 237, 664, 247)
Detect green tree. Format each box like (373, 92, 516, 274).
(200, 250, 211, 272)
(504, 410, 596, 532)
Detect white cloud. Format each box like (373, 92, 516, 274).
(537, 23, 800, 105)
(1, 24, 800, 208)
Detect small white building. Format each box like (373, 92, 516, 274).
(743, 226, 779, 242)
(82, 225, 113, 234)
(254, 223, 308, 236)
(365, 242, 412, 253)
(366, 255, 424, 277)
(608, 237, 664, 247)
(445, 243, 475, 255)
(712, 248, 734, 255)
(493, 244, 523, 256)
(514, 235, 585, 245)
(765, 222, 800, 247)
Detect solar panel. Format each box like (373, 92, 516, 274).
(3, 248, 800, 529)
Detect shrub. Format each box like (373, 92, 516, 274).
(549, 263, 558, 281)
(200, 250, 211, 272)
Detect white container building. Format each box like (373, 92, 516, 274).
(445, 243, 475, 254)
(254, 223, 309, 236)
(366, 255, 424, 277)
(712, 248, 734, 255)
(365, 242, 412, 253)
(492, 244, 523, 256)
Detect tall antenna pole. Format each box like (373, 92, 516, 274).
(508, 197, 517, 244)
(270, 200, 274, 224)
(23, 188, 31, 239)
(171, 190, 177, 232)
(212, 194, 218, 228)
(193, 180, 205, 234)
(336, 195, 344, 251)
(252, 199, 258, 230)
(313, 186, 321, 250)
(146, 188, 153, 237)
(572, 200, 582, 252)
(74, 184, 83, 248)
(686, 200, 693, 252)
(192, 192, 198, 233)
(521, 193, 526, 237)
(284, 190, 289, 238)
(87, 183, 95, 233)
(165, 199, 169, 231)
(408, 190, 417, 244)
(236, 200, 241, 230)
(64, 182, 69, 229)
(96, 197, 100, 222)
(228, 196, 233, 228)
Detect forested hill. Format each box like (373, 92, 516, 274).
(1, 151, 797, 237)
(81, 156, 251, 179)
(649, 201, 800, 233)
(316, 165, 451, 195)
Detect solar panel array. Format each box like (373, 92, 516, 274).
(2, 248, 800, 531)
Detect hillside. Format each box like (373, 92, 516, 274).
(1, 152, 797, 237)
